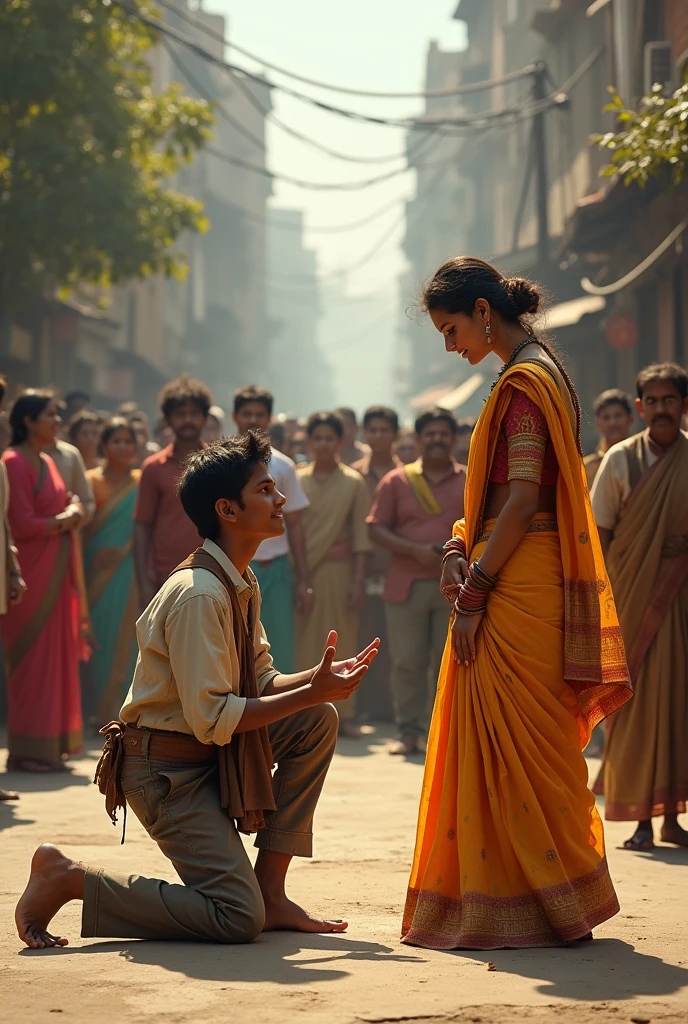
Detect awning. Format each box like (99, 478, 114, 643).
(408, 383, 454, 410)
(439, 373, 486, 411)
(547, 295, 605, 329)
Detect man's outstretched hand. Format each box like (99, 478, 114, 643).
(309, 631, 380, 705)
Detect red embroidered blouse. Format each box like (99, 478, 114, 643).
(490, 390, 558, 486)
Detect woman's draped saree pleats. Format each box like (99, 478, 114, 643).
(401, 362, 632, 950)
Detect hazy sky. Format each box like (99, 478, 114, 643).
(208, 0, 467, 300)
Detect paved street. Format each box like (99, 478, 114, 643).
(2, 731, 688, 1024)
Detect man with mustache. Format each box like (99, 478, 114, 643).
(592, 363, 688, 851)
(134, 375, 213, 610)
(368, 407, 465, 756)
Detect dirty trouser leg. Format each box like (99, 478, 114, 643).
(385, 580, 437, 738)
(255, 703, 339, 857)
(82, 758, 265, 943)
(82, 704, 338, 941)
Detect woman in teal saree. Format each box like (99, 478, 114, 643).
(84, 418, 140, 726)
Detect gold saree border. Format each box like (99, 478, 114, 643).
(401, 858, 619, 950)
(7, 533, 71, 673)
(8, 728, 83, 763)
(604, 786, 688, 822)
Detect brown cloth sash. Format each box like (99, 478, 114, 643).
(94, 547, 276, 838)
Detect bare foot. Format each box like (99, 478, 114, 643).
(389, 735, 418, 756)
(263, 894, 348, 934)
(660, 822, 688, 848)
(15, 844, 85, 949)
(0, 786, 19, 801)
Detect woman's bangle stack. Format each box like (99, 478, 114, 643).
(442, 538, 467, 564)
(455, 560, 498, 617)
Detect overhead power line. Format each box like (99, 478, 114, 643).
(163, 36, 442, 168)
(112, 2, 602, 131)
(153, 0, 536, 100)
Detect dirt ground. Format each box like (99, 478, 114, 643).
(2, 729, 687, 1024)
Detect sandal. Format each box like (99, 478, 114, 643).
(389, 735, 419, 756)
(622, 830, 655, 851)
(0, 787, 20, 801)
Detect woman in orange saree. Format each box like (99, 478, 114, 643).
(401, 258, 632, 950)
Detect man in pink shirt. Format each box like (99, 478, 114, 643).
(368, 407, 466, 756)
(134, 375, 213, 609)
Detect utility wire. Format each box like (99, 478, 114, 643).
(163, 36, 441, 167)
(112, 2, 601, 131)
(153, 0, 536, 100)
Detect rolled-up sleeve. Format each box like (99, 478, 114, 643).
(255, 620, 279, 693)
(166, 593, 247, 745)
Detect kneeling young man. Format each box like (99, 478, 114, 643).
(17, 432, 378, 949)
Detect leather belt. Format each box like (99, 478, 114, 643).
(122, 724, 216, 763)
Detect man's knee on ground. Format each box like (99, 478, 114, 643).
(213, 888, 266, 943)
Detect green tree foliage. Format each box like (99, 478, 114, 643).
(594, 72, 688, 186)
(0, 0, 215, 312)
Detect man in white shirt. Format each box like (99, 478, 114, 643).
(15, 431, 379, 948)
(233, 386, 311, 674)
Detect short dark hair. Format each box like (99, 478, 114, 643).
(593, 389, 633, 416)
(233, 385, 274, 417)
(178, 431, 272, 541)
(414, 406, 458, 437)
(159, 374, 213, 420)
(9, 389, 55, 446)
(65, 389, 90, 406)
(306, 411, 345, 439)
(636, 363, 688, 401)
(68, 410, 102, 444)
(100, 416, 137, 452)
(362, 405, 399, 432)
(335, 407, 357, 426)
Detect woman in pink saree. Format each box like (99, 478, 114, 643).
(1, 391, 85, 772)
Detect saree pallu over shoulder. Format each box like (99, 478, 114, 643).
(402, 361, 630, 951)
(458, 362, 631, 737)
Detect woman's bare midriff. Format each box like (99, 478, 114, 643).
(483, 481, 557, 520)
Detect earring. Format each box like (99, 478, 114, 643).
(485, 321, 492, 344)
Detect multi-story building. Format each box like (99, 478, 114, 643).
(1, 0, 271, 418)
(112, 0, 272, 415)
(401, 0, 687, 448)
(266, 208, 332, 414)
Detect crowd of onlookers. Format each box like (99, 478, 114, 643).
(1, 367, 681, 791)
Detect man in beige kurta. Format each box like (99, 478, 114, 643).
(591, 363, 688, 851)
(296, 458, 372, 729)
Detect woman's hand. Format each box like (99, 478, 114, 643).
(440, 552, 468, 604)
(452, 610, 483, 667)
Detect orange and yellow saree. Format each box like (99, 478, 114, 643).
(401, 361, 632, 949)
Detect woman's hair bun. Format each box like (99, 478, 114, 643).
(504, 277, 541, 317)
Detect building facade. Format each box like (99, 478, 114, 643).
(401, 0, 687, 449)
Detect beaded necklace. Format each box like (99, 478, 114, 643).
(488, 335, 538, 395)
(487, 334, 583, 455)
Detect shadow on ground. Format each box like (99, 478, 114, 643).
(19, 932, 426, 985)
(448, 939, 688, 1002)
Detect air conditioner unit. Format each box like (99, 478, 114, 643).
(644, 41, 676, 95)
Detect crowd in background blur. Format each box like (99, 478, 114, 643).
(0, 363, 685, 780)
